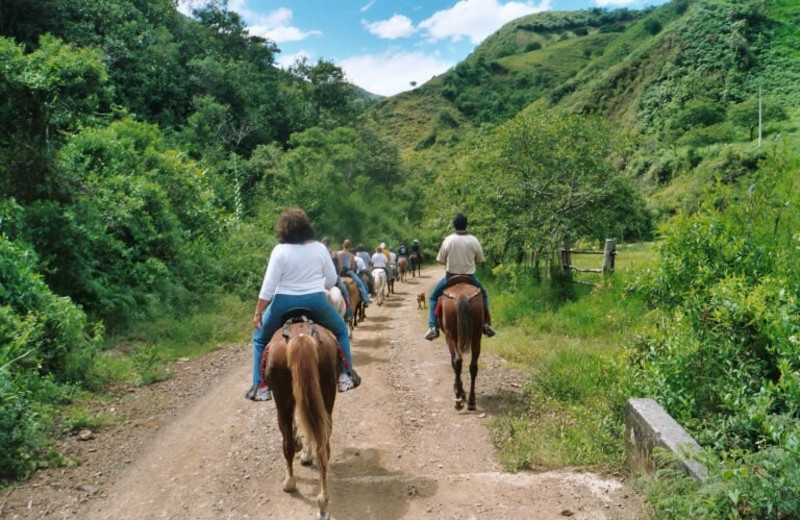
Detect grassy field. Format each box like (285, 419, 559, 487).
(481, 243, 657, 473)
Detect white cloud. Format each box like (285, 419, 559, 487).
(179, 1, 322, 43)
(249, 24, 322, 43)
(175, 0, 207, 17)
(419, 0, 550, 44)
(234, 4, 322, 43)
(360, 0, 377, 13)
(276, 50, 311, 69)
(593, 0, 637, 5)
(340, 51, 454, 96)
(364, 14, 416, 39)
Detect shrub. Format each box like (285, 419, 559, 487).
(644, 19, 663, 35)
(630, 146, 800, 517)
(524, 41, 542, 52)
(0, 234, 102, 385)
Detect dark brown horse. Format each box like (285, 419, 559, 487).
(437, 276, 483, 411)
(409, 252, 422, 277)
(341, 276, 364, 327)
(387, 266, 396, 294)
(264, 316, 338, 520)
(397, 257, 408, 283)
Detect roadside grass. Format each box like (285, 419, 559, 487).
(482, 244, 656, 473)
(94, 292, 251, 387)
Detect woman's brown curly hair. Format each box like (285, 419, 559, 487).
(275, 208, 315, 244)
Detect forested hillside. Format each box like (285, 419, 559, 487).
(373, 0, 800, 220)
(2, 1, 800, 516)
(0, 0, 411, 482)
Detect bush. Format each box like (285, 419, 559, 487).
(0, 234, 103, 385)
(644, 19, 663, 35)
(524, 41, 542, 52)
(670, 100, 726, 132)
(630, 146, 800, 517)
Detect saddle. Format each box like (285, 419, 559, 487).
(280, 309, 319, 340)
(259, 308, 351, 383)
(443, 275, 481, 300)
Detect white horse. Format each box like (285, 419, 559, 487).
(326, 286, 352, 338)
(372, 268, 387, 306)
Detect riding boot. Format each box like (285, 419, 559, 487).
(483, 308, 496, 337)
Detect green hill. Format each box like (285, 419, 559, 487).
(369, 0, 800, 217)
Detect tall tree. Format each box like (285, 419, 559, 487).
(444, 111, 648, 263)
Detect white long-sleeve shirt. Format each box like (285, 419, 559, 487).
(258, 242, 337, 301)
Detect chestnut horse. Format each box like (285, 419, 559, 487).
(264, 315, 338, 520)
(409, 252, 422, 277)
(341, 276, 363, 329)
(397, 257, 408, 283)
(437, 276, 483, 411)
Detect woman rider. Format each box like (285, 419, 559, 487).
(338, 239, 372, 306)
(246, 208, 361, 401)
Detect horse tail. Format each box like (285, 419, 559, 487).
(287, 334, 331, 467)
(457, 296, 472, 354)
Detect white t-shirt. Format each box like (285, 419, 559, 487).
(371, 252, 388, 269)
(389, 252, 397, 265)
(436, 232, 484, 274)
(354, 255, 367, 272)
(258, 242, 338, 301)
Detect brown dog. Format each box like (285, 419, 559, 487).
(417, 292, 427, 309)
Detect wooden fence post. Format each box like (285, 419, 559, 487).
(602, 239, 616, 274)
(561, 238, 571, 273)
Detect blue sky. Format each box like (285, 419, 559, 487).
(178, 0, 669, 96)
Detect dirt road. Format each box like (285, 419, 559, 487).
(4, 270, 644, 520)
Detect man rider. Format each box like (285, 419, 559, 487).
(425, 213, 496, 340)
(398, 242, 409, 264)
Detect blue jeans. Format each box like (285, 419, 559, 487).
(336, 277, 352, 319)
(342, 269, 371, 303)
(428, 274, 489, 327)
(252, 292, 352, 386)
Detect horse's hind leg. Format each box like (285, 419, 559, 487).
(449, 345, 466, 410)
(276, 399, 297, 492)
(300, 442, 313, 466)
(316, 440, 331, 520)
(468, 353, 479, 411)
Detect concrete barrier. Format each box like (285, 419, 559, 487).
(625, 398, 707, 482)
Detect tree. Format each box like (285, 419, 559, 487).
(0, 35, 111, 202)
(289, 58, 358, 128)
(445, 111, 648, 264)
(728, 96, 788, 140)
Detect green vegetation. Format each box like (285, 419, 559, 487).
(0, 0, 410, 482)
(2, 1, 800, 513)
(627, 145, 800, 518)
(484, 256, 651, 472)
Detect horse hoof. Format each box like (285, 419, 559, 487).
(316, 511, 330, 520)
(282, 476, 296, 492)
(468, 403, 476, 411)
(454, 398, 464, 410)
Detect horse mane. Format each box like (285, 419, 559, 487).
(286, 334, 331, 466)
